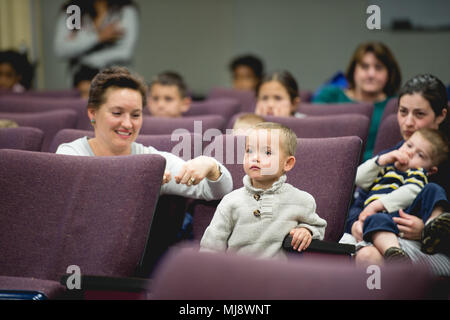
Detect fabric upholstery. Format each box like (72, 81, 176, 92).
(0, 150, 166, 283)
(150, 246, 435, 300)
(0, 127, 44, 151)
(0, 110, 78, 151)
(191, 135, 362, 242)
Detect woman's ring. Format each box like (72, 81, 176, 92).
(189, 177, 195, 185)
(399, 232, 404, 238)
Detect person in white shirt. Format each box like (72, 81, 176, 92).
(54, 0, 139, 86)
(56, 66, 233, 201)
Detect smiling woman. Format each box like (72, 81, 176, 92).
(56, 66, 233, 201)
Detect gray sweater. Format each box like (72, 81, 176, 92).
(200, 175, 327, 259)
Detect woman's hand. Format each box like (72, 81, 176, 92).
(175, 156, 221, 186)
(392, 209, 424, 240)
(162, 170, 171, 185)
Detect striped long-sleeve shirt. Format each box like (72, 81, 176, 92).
(355, 157, 428, 213)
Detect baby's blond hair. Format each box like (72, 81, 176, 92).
(415, 128, 449, 166)
(251, 122, 297, 156)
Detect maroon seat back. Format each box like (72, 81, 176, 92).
(372, 114, 403, 155)
(141, 115, 225, 135)
(207, 87, 257, 113)
(49, 129, 205, 160)
(0, 127, 44, 151)
(184, 98, 241, 120)
(0, 110, 78, 151)
(299, 102, 374, 119)
(191, 135, 362, 242)
(0, 150, 166, 281)
(150, 246, 435, 300)
(0, 95, 89, 129)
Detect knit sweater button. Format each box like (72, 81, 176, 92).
(254, 194, 260, 201)
(253, 209, 261, 217)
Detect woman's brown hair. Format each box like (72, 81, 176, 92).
(346, 42, 402, 97)
(88, 66, 147, 110)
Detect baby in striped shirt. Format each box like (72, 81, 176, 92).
(353, 128, 448, 260)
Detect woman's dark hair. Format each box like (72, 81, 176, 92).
(398, 74, 449, 138)
(0, 50, 35, 89)
(88, 66, 147, 110)
(229, 54, 264, 81)
(62, 0, 137, 19)
(346, 42, 402, 97)
(256, 70, 299, 103)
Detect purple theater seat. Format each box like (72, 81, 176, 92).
(0, 127, 44, 151)
(298, 102, 374, 119)
(0, 109, 78, 152)
(0, 149, 166, 298)
(380, 97, 398, 124)
(1, 89, 81, 99)
(191, 135, 362, 243)
(372, 113, 403, 155)
(141, 115, 225, 135)
(207, 87, 257, 113)
(299, 90, 314, 103)
(150, 246, 435, 300)
(184, 97, 241, 120)
(227, 113, 370, 157)
(49, 129, 205, 160)
(0, 95, 89, 130)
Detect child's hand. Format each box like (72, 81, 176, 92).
(162, 170, 171, 185)
(358, 199, 385, 223)
(377, 150, 409, 171)
(351, 220, 364, 242)
(290, 227, 312, 252)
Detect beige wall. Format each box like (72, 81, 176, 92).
(39, 0, 450, 94)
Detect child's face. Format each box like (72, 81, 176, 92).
(232, 65, 258, 91)
(398, 132, 436, 172)
(147, 84, 190, 118)
(243, 129, 295, 189)
(76, 80, 91, 100)
(0, 62, 20, 90)
(255, 81, 298, 117)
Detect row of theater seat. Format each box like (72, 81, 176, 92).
(1, 89, 439, 300)
(0, 137, 443, 300)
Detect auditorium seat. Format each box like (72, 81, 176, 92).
(0, 150, 165, 299)
(141, 114, 225, 135)
(49, 128, 205, 160)
(0, 127, 44, 151)
(190, 136, 362, 243)
(372, 114, 403, 155)
(149, 245, 435, 300)
(298, 102, 374, 119)
(184, 97, 241, 120)
(207, 87, 257, 113)
(0, 109, 78, 152)
(227, 113, 370, 158)
(0, 95, 89, 130)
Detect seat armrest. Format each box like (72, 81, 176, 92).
(283, 235, 355, 255)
